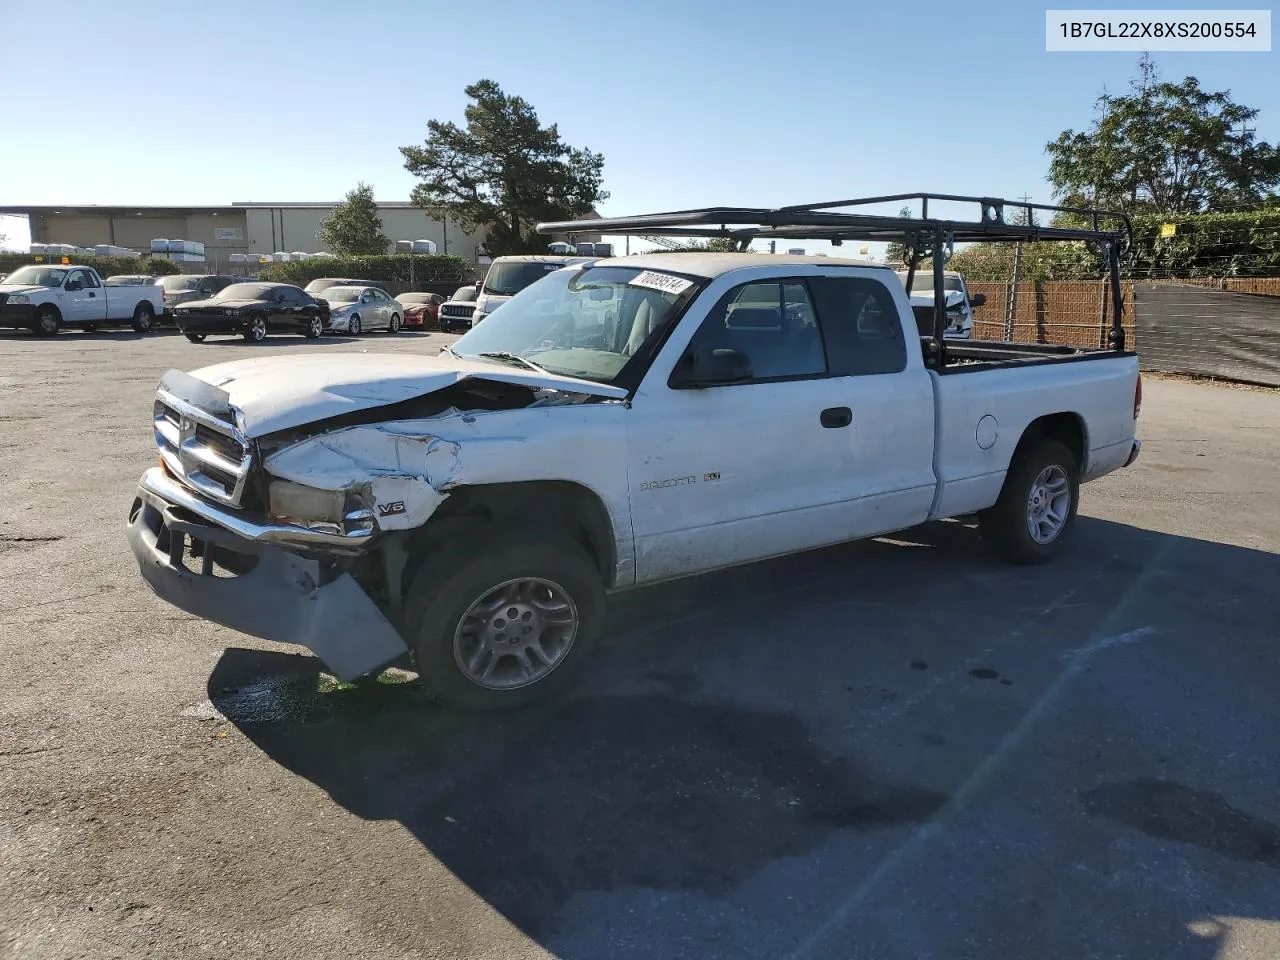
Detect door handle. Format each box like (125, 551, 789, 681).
(820, 406, 852, 428)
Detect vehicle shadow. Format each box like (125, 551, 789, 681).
(208, 517, 1280, 959)
(0, 328, 185, 341)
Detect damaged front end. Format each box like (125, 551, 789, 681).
(128, 363, 618, 681)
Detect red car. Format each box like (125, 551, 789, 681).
(396, 292, 445, 330)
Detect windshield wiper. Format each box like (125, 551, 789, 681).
(476, 351, 550, 374)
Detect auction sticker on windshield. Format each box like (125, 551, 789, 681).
(628, 271, 694, 296)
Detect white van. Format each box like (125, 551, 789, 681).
(473, 254, 595, 323)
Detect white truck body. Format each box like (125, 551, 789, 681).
(127, 253, 1141, 704)
(0, 264, 164, 335)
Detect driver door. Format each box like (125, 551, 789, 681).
(625, 279, 851, 583)
(63, 270, 99, 322)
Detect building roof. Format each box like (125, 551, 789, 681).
(598, 252, 892, 279)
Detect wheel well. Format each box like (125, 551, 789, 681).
(35, 303, 61, 320)
(134, 301, 153, 316)
(1015, 413, 1087, 471)
(403, 480, 617, 588)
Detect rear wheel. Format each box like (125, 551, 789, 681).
(131, 302, 155, 333)
(32, 306, 60, 336)
(979, 439, 1080, 564)
(304, 316, 323, 339)
(243, 314, 267, 342)
(388, 313, 401, 333)
(404, 529, 606, 710)
(185, 333, 207, 343)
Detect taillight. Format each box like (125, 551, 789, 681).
(1134, 374, 1143, 421)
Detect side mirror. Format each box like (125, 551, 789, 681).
(970, 292, 986, 307)
(474, 280, 482, 291)
(671, 347, 753, 389)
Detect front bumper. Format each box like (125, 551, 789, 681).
(323, 314, 353, 333)
(175, 313, 245, 334)
(126, 467, 407, 679)
(0, 303, 35, 327)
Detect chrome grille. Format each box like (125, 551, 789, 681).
(440, 303, 475, 318)
(153, 389, 251, 507)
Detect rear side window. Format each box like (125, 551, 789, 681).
(806, 276, 907, 376)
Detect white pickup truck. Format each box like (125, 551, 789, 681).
(0, 264, 163, 335)
(127, 245, 1141, 710)
(896, 269, 983, 339)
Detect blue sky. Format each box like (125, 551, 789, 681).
(1, 0, 1275, 252)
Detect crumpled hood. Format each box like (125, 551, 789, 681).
(909, 289, 968, 310)
(187, 351, 627, 438)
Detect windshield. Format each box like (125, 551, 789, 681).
(215, 283, 275, 300)
(322, 288, 362, 303)
(397, 293, 433, 305)
(3, 266, 67, 287)
(483, 261, 566, 297)
(452, 265, 696, 385)
(451, 286, 478, 302)
(897, 273, 963, 295)
(159, 275, 203, 291)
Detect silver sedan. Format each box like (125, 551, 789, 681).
(321, 286, 403, 335)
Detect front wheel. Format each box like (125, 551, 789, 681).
(185, 333, 207, 343)
(388, 313, 401, 333)
(304, 316, 323, 339)
(32, 306, 60, 337)
(132, 302, 155, 333)
(347, 315, 361, 335)
(242, 314, 267, 342)
(979, 439, 1079, 564)
(404, 530, 606, 710)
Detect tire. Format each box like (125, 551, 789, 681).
(388, 313, 401, 333)
(185, 333, 207, 343)
(348, 315, 361, 335)
(303, 316, 323, 339)
(979, 439, 1080, 564)
(404, 529, 606, 710)
(131, 302, 155, 333)
(32, 305, 60, 336)
(243, 313, 267, 342)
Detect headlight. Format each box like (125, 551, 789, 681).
(224, 308, 239, 316)
(268, 479, 374, 536)
(8, 295, 30, 304)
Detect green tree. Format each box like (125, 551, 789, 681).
(884, 206, 913, 265)
(1047, 55, 1280, 214)
(400, 80, 607, 257)
(317, 183, 390, 255)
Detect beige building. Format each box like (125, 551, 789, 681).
(1, 202, 489, 270)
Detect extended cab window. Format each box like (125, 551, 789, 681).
(806, 276, 907, 376)
(683, 280, 827, 382)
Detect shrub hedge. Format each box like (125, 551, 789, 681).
(256, 254, 474, 286)
(0, 253, 181, 277)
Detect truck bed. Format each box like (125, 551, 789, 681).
(927, 338, 1135, 373)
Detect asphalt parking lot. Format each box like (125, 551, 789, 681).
(1, 327, 1278, 960)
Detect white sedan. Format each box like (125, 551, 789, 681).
(321, 286, 402, 335)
